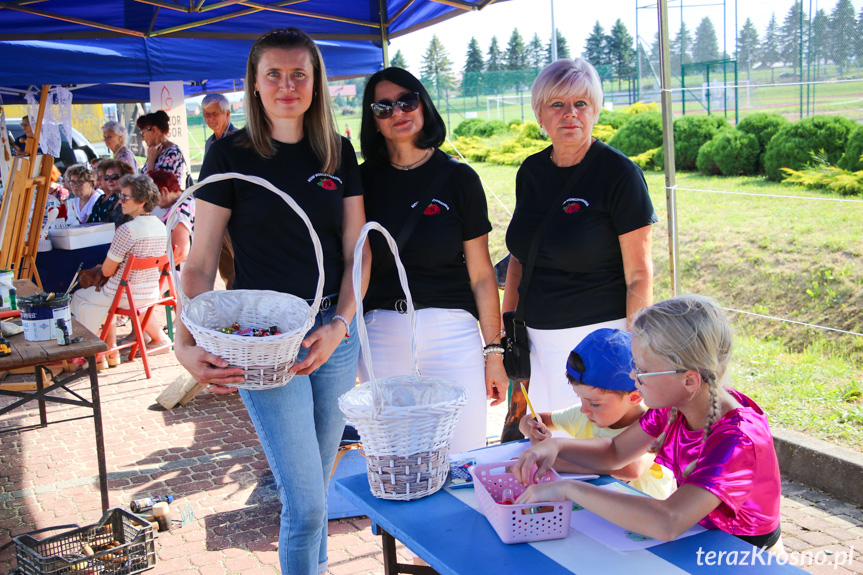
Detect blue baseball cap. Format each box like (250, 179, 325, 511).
(565, 328, 636, 392)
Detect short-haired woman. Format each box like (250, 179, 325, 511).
(71, 174, 172, 369)
(149, 169, 194, 265)
(359, 67, 507, 452)
(503, 58, 658, 416)
(174, 28, 366, 574)
(136, 110, 187, 185)
(63, 164, 102, 225)
(102, 121, 140, 172)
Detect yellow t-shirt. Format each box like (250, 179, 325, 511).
(550, 406, 676, 499)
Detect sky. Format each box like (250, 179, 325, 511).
(389, 0, 863, 72)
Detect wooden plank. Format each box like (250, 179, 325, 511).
(157, 372, 202, 410)
(0, 380, 38, 391)
(19, 155, 54, 288)
(178, 381, 205, 406)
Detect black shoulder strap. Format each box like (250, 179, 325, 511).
(369, 156, 460, 285)
(514, 141, 606, 324)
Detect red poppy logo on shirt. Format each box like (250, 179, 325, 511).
(424, 204, 440, 215)
(319, 178, 337, 190)
(562, 198, 589, 214)
(420, 198, 449, 215)
(307, 173, 343, 190)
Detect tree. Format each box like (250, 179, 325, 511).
(692, 17, 720, 63)
(607, 19, 635, 78)
(390, 49, 408, 70)
(811, 9, 830, 73)
(829, 0, 857, 74)
(527, 33, 545, 70)
(545, 28, 570, 62)
(420, 34, 454, 94)
(583, 21, 608, 66)
(760, 13, 782, 81)
(736, 18, 759, 78)
(486, 36, 503, 94)
(670, 22, 693, 71)
(462, 37, 484, 103)
(857, 6, 863, 63)
(780, 1, 804, 74)
(504, 28, 527, 70)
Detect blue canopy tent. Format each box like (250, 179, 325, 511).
(0, 0, 505, 103)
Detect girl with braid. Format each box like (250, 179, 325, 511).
(512, 295, 784, 552)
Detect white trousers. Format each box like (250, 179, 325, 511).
(358, 308, 488, 452)
(70, 287, 127, 336)
(526, 318, 627, 416)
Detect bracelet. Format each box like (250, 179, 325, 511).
(482, 344, 505, 357)
(331, 314, 350, 339)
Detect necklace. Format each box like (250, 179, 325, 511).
(391, 149, 431, 171)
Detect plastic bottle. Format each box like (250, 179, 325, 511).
(131, 494, 174, 513)
(500, 488, 514, 505)
(8, 288, 16, 311)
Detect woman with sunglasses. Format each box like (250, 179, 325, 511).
(359, 67, 507, 453)
(136, 110, 188, 186)
(71, 174, 173, 369)
(89, 158, 133, 226)
(63, 164, 102, 224)
(174, 28, 365, 575)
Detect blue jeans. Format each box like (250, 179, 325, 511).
(239, 308, 358, 574)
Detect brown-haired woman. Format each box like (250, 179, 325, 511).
(136, 110, 188, 185)
(174, 27, 366, 574)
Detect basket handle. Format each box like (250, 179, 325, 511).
(166, 172, 325, 317)
(352, 222, 419, 396)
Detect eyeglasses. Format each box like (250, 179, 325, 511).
(370, 92, 420, 119)
(104, 174, 122, 181)
(66, 179, 85, 187)
(141, 126, 155, 133)
(633, 368, 688, 385)
(119, 194, 133, 202)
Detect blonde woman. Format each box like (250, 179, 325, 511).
(173, 27, 366, 575)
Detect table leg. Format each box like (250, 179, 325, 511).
(379, 528, 439, 575)
(87, 356, 110, 513)
(35, 365, 47, 426)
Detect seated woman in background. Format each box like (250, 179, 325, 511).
(64, 164, 102, 225)
(102, 121, 140, 172)
(149, 169, 194, 265)
(89, 158, 134, 226)
(71, 174, 173, 369)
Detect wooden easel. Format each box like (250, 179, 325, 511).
(0, 84, 54, 289)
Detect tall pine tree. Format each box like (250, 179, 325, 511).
(693, 17, 720, 63)
(421, 35, 454, 95)
(505, 28, 528, 70)
(780, 1, 804, 74)
(829, 0, 857, 74)
(812, 9, 830, 71)
(545, 29, 570, 63)
(583, 21, 608, 66)
(736, 18, 760, 78)
(671, 22, 693, 71)
(607, 19, 635, 78)
(390, 49, 408, 70)
(760, 13, 782, 81)
(527, 33, 545, 70)
(486, 36, 503, 95)
(463, 37, 484, 103)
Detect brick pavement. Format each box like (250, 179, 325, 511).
(1, 337, 862, 574)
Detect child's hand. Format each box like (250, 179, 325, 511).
(511, 438, 560, 486)
(518, 414, 550, 443)
(515, 480, 572, 504)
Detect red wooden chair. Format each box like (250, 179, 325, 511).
(99, 253, 178, 379)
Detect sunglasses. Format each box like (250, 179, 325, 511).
(633, 368, 688, 385)
(370, 92, 420, 119)
(104, 174, 122, 181)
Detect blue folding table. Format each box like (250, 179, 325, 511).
(335, 472, 806, 575)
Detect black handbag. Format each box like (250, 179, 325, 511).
(502, 141, 605, 382)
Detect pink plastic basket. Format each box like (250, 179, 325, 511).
(469, 461, 572, 544)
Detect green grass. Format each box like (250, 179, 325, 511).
(471, 162, 863, 450)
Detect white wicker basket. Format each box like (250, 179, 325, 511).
(338, 222, 467, 501)
(166, 173, 324, 391)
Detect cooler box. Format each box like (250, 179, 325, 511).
(48, 222, 115, 250)
(328, 426, 367, 520)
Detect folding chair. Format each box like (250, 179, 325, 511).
(99, 253, 178, 379)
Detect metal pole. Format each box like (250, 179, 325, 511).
(378, 0, 390, 67)
(659, 0, 680, 296)
(636, 0, 641, 101)
(550, 0, 558, 62)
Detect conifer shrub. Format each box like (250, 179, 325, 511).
(597, 109, 630, 129)
(696, 136, 721, 175)
(763, 115, 857, 181)
(608, 111, 663, 156)
(672, 115, 729, 170)
(736, 113, 788, 172)
(453, 118, 484, 137)
(703, 129, 760, 176)
(838, 125, 863, 173)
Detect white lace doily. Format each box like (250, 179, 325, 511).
(25, 87, 74, 159)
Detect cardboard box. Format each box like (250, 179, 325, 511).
(47, 222, 115, 250)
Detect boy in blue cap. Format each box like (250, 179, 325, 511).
(519, 328, 675, 499)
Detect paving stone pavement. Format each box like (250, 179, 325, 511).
(1, 330, 862, 574)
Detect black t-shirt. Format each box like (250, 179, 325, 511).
(505, 141, 657, 329)
(361, 149, 492, 317)
(196, 130, 362, 299)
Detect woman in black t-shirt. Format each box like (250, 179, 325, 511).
(503, 58, 658, 417)
(174, 28, 366, 575)
(359, 67, 507, 452)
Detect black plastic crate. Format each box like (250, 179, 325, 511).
(14, 508, 156, 575)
